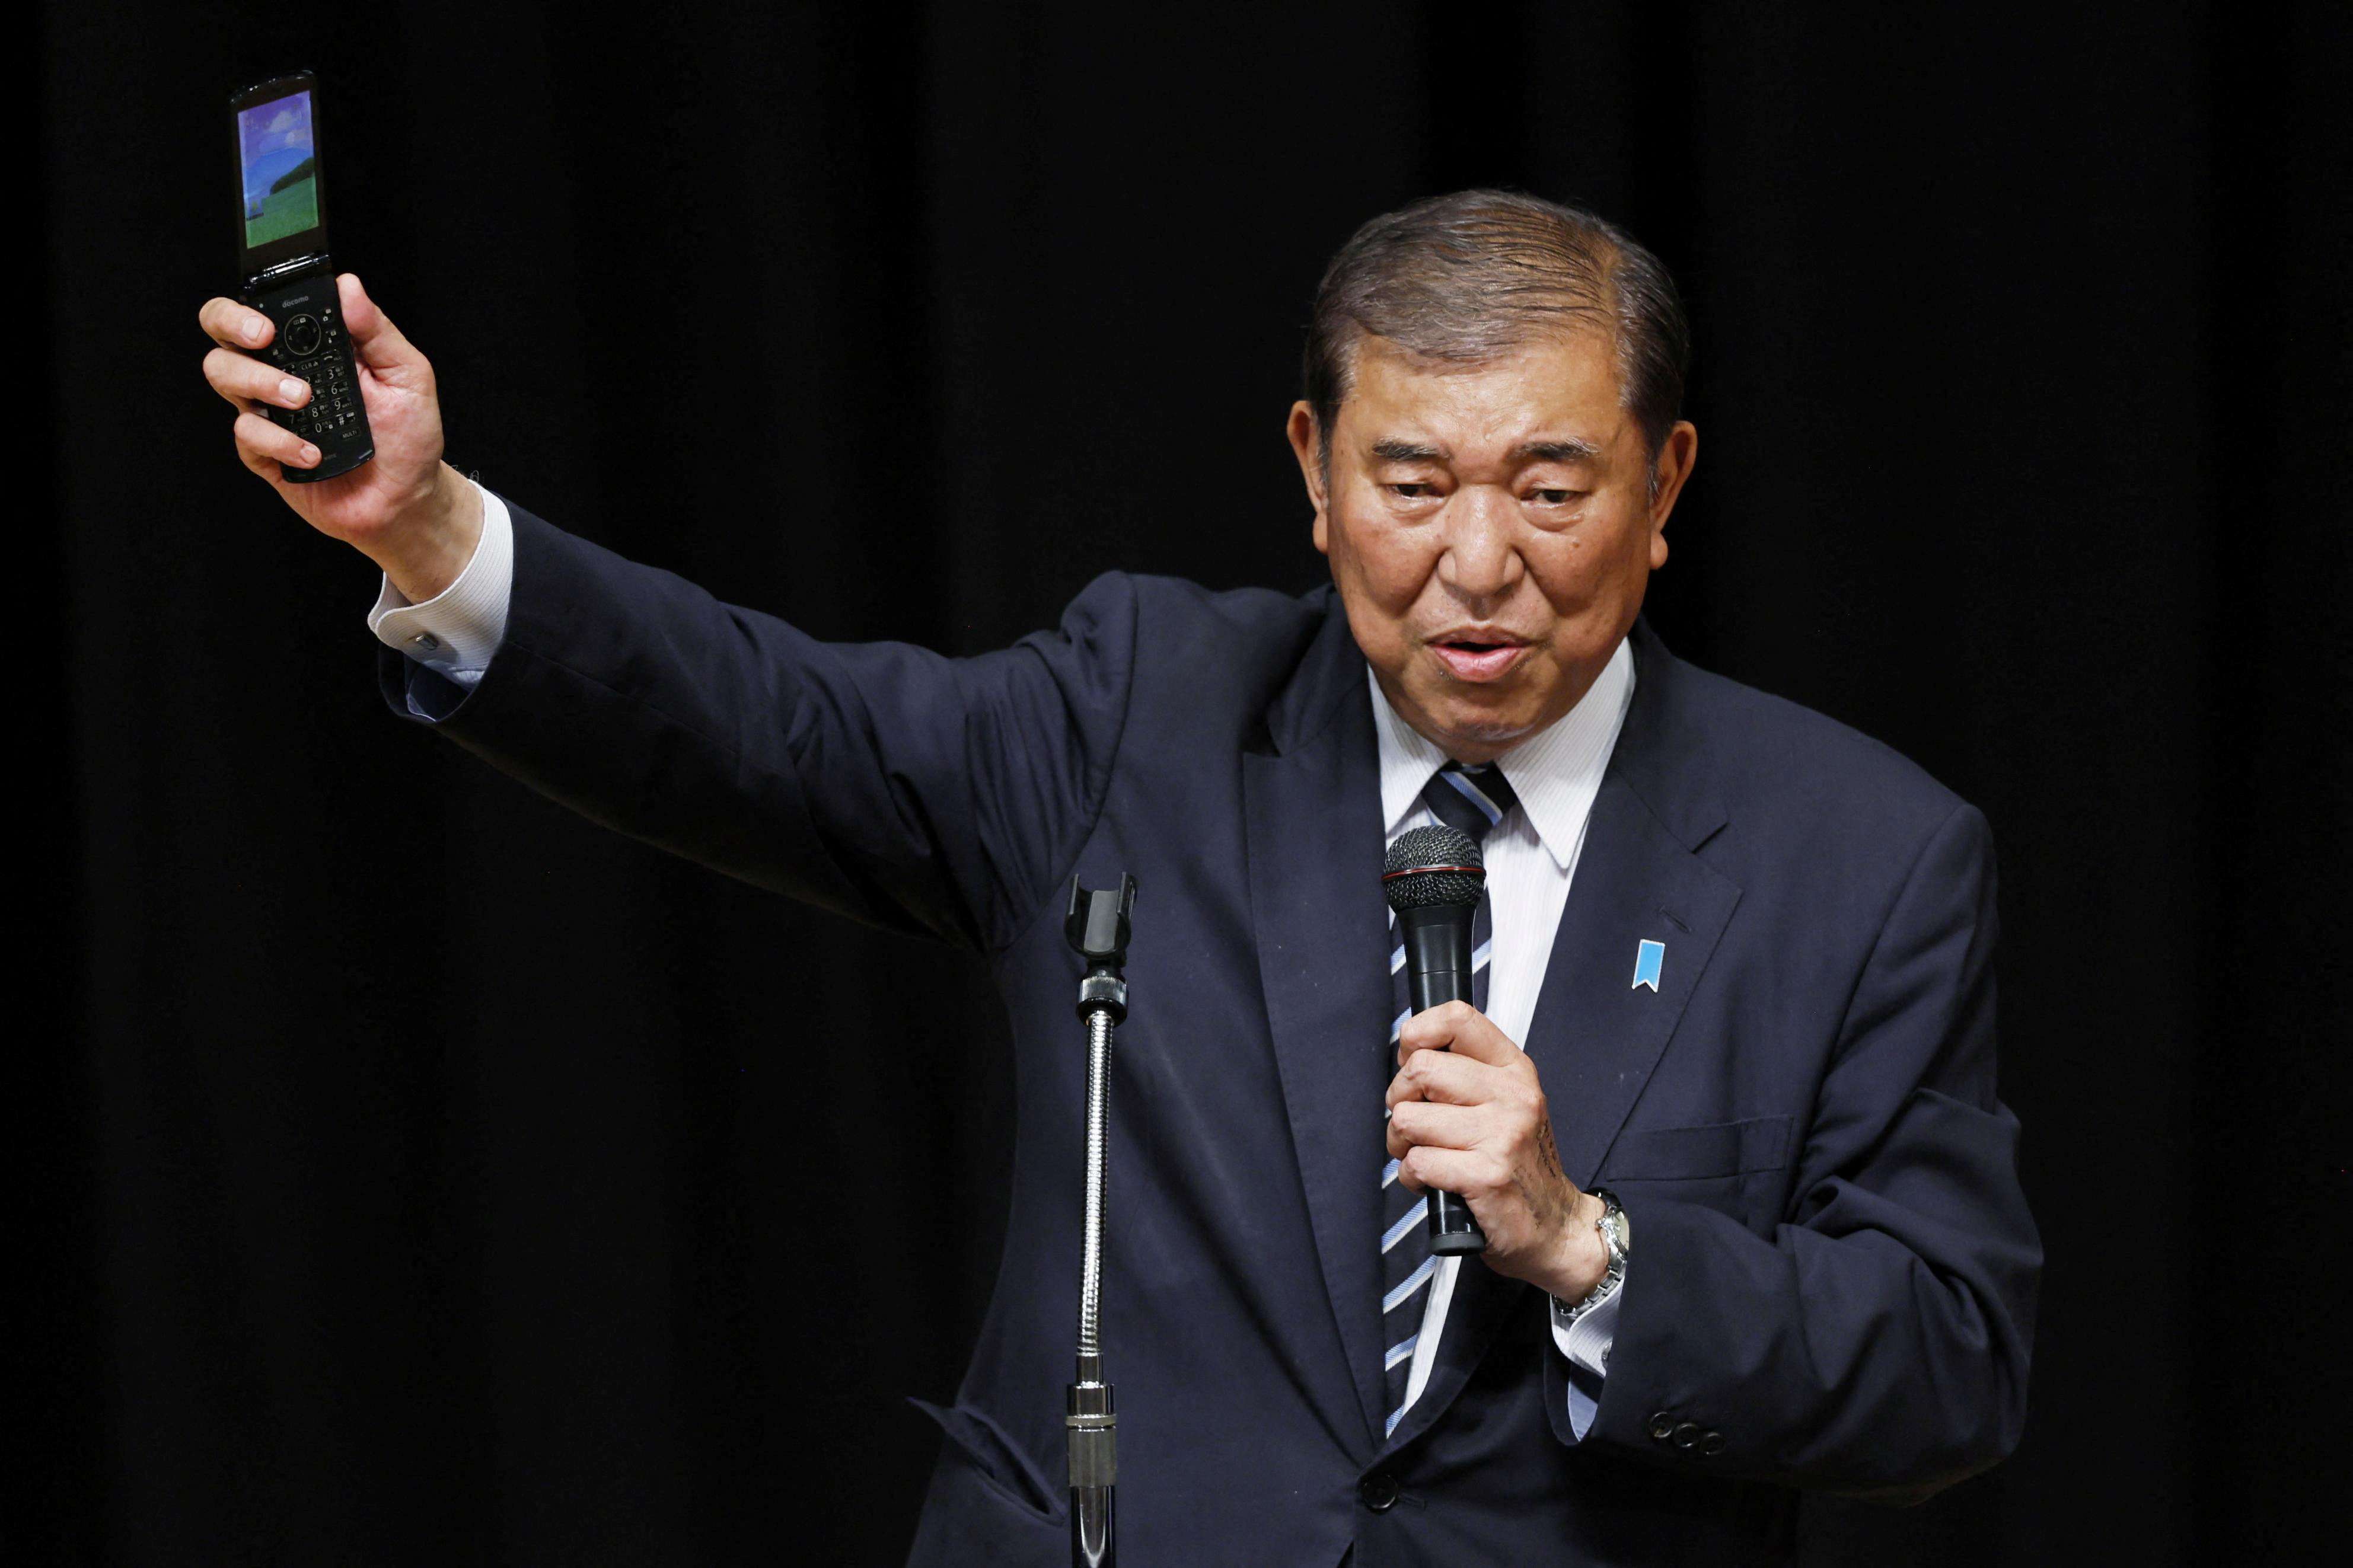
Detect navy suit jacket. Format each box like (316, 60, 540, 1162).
(384, 500, 2039, 1566)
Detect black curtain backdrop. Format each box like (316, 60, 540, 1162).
(34, 2, 2348, 1562)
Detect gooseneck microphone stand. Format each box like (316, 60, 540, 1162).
(1064, 874, 1136, 1568)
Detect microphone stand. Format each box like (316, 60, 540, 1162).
(1064, 875, 1135, 1568)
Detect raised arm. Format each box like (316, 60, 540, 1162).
(399, 497, 1135, 947)
(199, 280, 1135, 950)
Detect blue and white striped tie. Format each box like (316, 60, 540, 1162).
(1378, 759, 1519, 1438)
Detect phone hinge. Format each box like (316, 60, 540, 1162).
(248, 253, 331, 290)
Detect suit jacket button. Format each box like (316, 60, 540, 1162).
(1648, 1412, 1677, 1443)
(1359, 1471, 1402, 1513)
(1672, 1421, 1704, 1450)
(1701, 1430, 1727, 1456)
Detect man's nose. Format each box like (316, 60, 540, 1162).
(1439, 488, 1523, 602)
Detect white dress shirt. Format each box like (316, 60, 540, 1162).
(371, 481, 1634, 1438)
(1371, 643, 1635, 1441)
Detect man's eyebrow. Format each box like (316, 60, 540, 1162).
(1510, 438, 1602, 464)
(1366, 437, 1603, 464)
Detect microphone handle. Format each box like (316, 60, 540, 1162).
(1398, 906, 1489, 1255)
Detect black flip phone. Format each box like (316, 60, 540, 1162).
(229, 71, 372, 483)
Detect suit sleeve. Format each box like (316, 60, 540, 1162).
(1565, 802, 2040, 1499)
(379, 496, 1137, 951)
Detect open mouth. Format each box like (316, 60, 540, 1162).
(1429, 634, 1529, 683)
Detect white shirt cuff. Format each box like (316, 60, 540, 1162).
(366, 480, 514, 687)
(1551, 1275, 1622, 1441)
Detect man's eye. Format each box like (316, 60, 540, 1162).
(1386, 483, 1437, 499)
(1529, 488, 1586, 506)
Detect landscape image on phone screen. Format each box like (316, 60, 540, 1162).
(239, 91, 318, 248)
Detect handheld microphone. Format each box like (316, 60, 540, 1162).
(1382, 824, 1489, 1255)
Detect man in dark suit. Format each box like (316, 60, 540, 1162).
(197, 190, 2038, 1563)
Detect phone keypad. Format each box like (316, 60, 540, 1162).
(271, 306, 363, 443)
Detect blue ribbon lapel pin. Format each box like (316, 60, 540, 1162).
(1631, 938, 1666, 993)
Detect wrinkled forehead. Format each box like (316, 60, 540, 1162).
(1336, 328, 1633, 454)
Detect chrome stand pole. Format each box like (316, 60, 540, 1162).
(1063, 875, 1134, 1568)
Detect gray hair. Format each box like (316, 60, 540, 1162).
(1302, 190, 1691, 465)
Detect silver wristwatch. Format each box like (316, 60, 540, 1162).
(1554, 1188, 1630, 1329)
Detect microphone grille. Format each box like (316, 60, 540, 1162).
(1383, 825, 1486, 912)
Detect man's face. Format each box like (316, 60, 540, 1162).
(1287, 330, 1697, 764)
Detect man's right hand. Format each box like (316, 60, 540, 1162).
(199, 273, 482, 602)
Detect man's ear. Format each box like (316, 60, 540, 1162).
(1647, 420, 1699, 569)
(1286, 402, 1331, 556)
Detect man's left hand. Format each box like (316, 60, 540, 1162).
(1387, 999, 1608, 1299)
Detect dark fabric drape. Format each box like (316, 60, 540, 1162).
(36, 2, 2346, 1561)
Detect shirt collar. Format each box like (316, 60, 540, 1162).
(1369, 637, 1638, 870)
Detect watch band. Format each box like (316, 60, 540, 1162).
(1553, 1187, 1628, 1329)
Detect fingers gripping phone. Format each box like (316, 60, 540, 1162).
(230, 71, 373, 483)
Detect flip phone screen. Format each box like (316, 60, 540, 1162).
(237, 88, 323, 250)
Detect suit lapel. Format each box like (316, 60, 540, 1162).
(1382, 619, 1743, 1454)
(1243, 595, 1394, 1454)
